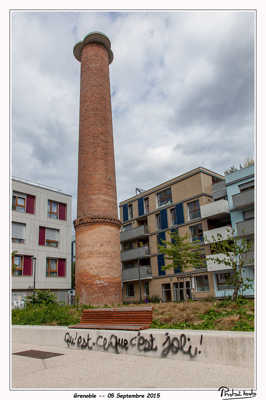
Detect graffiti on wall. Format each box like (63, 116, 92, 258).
(64, 331, 203, 359)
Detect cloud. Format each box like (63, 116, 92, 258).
(11, 11, 255, 222)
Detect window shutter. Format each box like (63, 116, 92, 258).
(123, 204, 129, 222)
(175, 203, 184, 225)
(138, 198, 144, 216)
(157, 254, 165, 276)
(58, 259, 66, 277)
(12, 222, 25, 239)
(59, 203, 66, 220)
(46, 228, 58, 240)
(157, 231, 166, 247)
(23, 256, 32, 276)
(39, 227, 46, 245)
(160, 209, 168, 229)
(26, 195, 35, 214)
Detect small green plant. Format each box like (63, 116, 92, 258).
(25, 290, 58, 306)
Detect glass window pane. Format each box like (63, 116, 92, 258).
(17, 197, 25, 206)
(14, 256, 21, 266)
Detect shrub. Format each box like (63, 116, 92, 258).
(25, 290, 58, 306)
(12, 303, 81, 326)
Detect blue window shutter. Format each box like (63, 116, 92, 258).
(123, 204, 128, 222)
(157, 254, 166, 276)
(157, 231, 166, 247)
(160, 209, 168, 229)
(138, 198, 144, 216)
(170, 228, 181, 273)
(170, 228, 178, 243)
(175, 203, 184, 225)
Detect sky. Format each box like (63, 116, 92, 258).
(11, 10, 255, 222)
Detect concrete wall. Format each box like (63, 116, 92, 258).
(12, 325, 254, 368)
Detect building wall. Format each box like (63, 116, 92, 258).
(119, 167, 225, 302)
(12, 179, 72, 304)
(211, 165, 255, 298)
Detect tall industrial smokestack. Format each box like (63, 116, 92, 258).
(73, 32, 122, 305)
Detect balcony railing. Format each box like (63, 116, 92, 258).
(242, 251, 254, 266)
(236, 219, 254, 236)
(122, 265, 152, 282)
(121, 246, 150, 262)
(120, 225, 148, 242)
(232, 189, 254, 210)
(200, 199, 229, 219)
(204, 225, 233, 244)
(206, 253, 233, 272)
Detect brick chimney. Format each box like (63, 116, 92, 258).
(73, 32, 122, 305)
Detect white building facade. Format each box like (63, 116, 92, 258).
(11, 178, 72, 307)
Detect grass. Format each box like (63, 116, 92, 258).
(12, 298, 254, 331)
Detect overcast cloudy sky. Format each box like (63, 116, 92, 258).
(11, 10, 255, 221)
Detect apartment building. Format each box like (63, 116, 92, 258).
(11, 178, 72, 307)
(199, 165, 254, 298)
(200, 180, 234, 297)
(224, 165, 255, 297)
(119, 167, 225, 303)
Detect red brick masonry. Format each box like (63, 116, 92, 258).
(74, 32, 122, 305)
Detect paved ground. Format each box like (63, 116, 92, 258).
(11, 342, 254, 390)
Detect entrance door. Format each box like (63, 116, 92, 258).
(173, 281, 192, 301)
(186, 280, 192, 299)
(162, 283, 172, 302)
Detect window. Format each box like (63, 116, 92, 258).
(46, 258, 66, 277)
(195, 275, 209, 292)
(144, 197, 149, 214)
(157, 188, 172, 207)
(190, 223, 204, 242)
(12, 222, 26, 243)
(12, 192, 35, 214)
(39, 227, 59, 247)
(12, 255, 32, 276)
(187, 200, 201, 220)
(170, 208, 177, 226)
(144, 281, 150, 297)
(48, 200, 66, 220)
(156, 213, 161, 229)
(216, 272, 233, 289)
(128, 204, 133, 219)
(13, 255, 23, 276)
(123, 241, 133, 251)
(126, 283, 135, 297)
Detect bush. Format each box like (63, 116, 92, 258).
(12, 303, 81, 326)
(25, 290, 58, 306)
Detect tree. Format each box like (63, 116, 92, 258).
(207, 230, 254, 301)
(224, 158, 254, 175)
(158, 230, 206, 274)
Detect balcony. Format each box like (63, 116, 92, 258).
(242, 251, 254, 266)
(121, 246, 150, 262)
(200, 199, 229, 219)
(232, 189, 254, 210)
(120, 225, 148, 242)
(204, 226, 233, 244)
(212, 181, 227, 200)
(206, 254, 232, 272)
(236, 219, 254, 236)
(122, 265, 152, 282)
